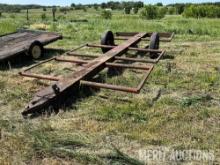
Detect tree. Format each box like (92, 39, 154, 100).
(43, 7, 47, 11)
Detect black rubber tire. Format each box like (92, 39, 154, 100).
(28, 41, 44, 59)
(149, 32, 160, 59)
(100, 31, 115, 53)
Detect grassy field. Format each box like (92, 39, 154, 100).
(0, 8, 220, 164)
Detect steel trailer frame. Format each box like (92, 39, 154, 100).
(19, 31, 174, 117)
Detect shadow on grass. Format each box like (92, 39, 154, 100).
(27, 84, 101, 119)
(0, 48, 67, 70)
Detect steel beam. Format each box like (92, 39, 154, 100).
(67, 52, 99, 58)
(55, 57, 88, 64)
(105, 62, 151, 70)
(80, 80, 139, 93)
(87, 44, 162, 53)
(115, 32, 175, 42)
(115, 36, 172, 42)
(19, 72, 59, 81)
(80, 64, 154, 94)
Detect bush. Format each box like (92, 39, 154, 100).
(183, 5, 220, 18)
(168, 7, 176, 15)
(157, 7, 167, 18)
(144, 5, 157, 19)
(140, 5, 166, 19)
(101, 10, 112, 19)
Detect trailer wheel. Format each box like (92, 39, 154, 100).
(101, 31, 115, 53)
(149, 32, 160, 59)
(29, 41, 44, 59)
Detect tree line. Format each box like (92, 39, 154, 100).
(0, 4, 47, 13)
(0, 2, 220, 19)
(167, 2, 220, 15)
(71, 1, 144, 10)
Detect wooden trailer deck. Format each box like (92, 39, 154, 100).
(0, 29, 62, 61)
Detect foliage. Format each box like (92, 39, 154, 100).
(140, 5, 157, 19)
(183, 5, 220, 18)
(156, 2, 163, 6)
(60, 7, 71, 14)
(52, 6, 57, 13)
(168, 7, 176, 15)
(9, 14, 15, 19)
(101, 10, 112, 19)
(52, 6, 57, 21)
(133, 7, 139, 14)
(0, 4, 44, 13)
(94, 1, 144, 10)
(158, 7, 167, 18)
(140, 5, 166, 19)
(124, 7, 131, 14)
(93, 4, 99, 10)
(83, 7, 87, 12)
(41, 13, 47, 20)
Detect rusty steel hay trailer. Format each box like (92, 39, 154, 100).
(20, 31, 174, 117)
(0, 29, 62, 61)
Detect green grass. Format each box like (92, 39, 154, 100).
(0, 8, 219, 164)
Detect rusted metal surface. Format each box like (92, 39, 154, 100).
(87, 44, 162, 53)
(20, 31, 174, 117)
(115, 32, 175, 42)
(0, 29, 62, 61)
(80, 63, 154, 93)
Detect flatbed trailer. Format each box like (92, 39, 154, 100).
(0, 29, 62, 61)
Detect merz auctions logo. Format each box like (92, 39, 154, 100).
(139, 148, 215, 163)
